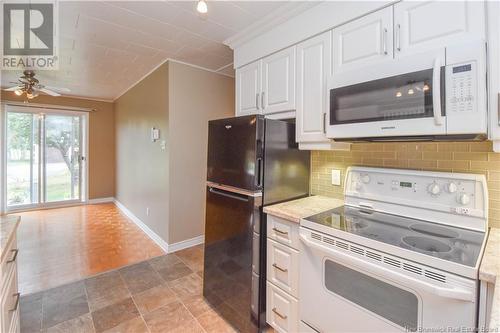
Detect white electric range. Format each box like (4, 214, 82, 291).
(299, 167, 488, 333)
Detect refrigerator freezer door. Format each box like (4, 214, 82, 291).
(207, 115, 264, 192)
(263, 119, 310, 206)
(203, 185, 262, 333)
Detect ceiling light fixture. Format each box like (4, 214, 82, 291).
(197, 0, 208, 14)
(14, 89, 23, 96)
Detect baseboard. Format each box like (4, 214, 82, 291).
(113, 199, 170, 253)
(168, 235, 205, 253)
(87, 197, 115, 204)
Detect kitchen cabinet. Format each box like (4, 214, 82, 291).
(261, 46, 296, 114)
(0, 233, 20, 333)
(236, 60, 261, 116)
(394, 1, 485, 58)
(332, 6, 393, 74)
(296, 31, 331, 144)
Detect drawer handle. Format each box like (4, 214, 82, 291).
(272, 263, 288, 272)
(9, 293, 20, 312)
(272, 227, 288, 235)
(272, 307, 288, 320)
(7, 249, 19, 263)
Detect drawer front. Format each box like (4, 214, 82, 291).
(267, 239, 299, 297)
(1, 236, 18, 289)
(8, 302, 19, 333)
(2, 268, 19, 333)
(266, 281, 299, 333)
(267, 215, 299, 250)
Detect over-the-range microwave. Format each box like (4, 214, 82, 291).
(326, 41, 488, 141)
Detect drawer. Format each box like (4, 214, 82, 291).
(267, 215, 299, 250)
(266, 281, 299, 333)
(267, 239, 299, 297)
(1, 268, 19, 333)
(8, 302, 19, 333)
(1, 235, 18, 288)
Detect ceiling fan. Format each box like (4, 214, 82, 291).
(3, 70, 70, 99)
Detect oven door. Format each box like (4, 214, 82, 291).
(326, 49, 446, 139)
(298, 227, 477, 333)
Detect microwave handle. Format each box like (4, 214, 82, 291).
(432, 57, 443, 126)
(299, 233, 474, 302)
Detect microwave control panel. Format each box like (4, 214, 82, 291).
(446, 61, 477, 114)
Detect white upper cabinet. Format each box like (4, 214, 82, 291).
(296, 31, 331, 143)
(261, 46, 296, 114)
(236, 61, 262, 116)
(394, 1, 485, 58)
(333, 7, 393, 74)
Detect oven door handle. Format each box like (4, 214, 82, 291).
(432, 57, 444, 126)
(299, 234, 474, 302)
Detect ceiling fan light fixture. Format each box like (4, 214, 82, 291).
(197, 0, 208, 14)
(14, 89, 23, 96)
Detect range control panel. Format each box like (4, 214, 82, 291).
(346, 167, 487, 218)
(446, 61, 477, 114)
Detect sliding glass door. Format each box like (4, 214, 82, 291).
(5, 107, 86, 210)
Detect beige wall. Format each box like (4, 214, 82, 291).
(114, 63, 170, 241)
(1, 92, 115, 199)
(167, 61, 234, 244)
(311, 141, 500, 228)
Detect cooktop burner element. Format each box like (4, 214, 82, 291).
(402, 236, 452, 253)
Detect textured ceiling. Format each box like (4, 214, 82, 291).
(1, 1, 304, 101)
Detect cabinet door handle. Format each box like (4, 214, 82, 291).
(261, 92, 265, 110)
(256, 93, 260, 110)
(323, 113, 327, 134)
(10, 293, 20, 312)
(272, 227, 288, 235)
(272, 307, 288, 320)
(382, 28, 388, 55)
(272, 263, 288, 272)
(396, 24, 401, 51)
(7, 249, 19, 263)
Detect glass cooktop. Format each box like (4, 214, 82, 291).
(304, 205, 485, 267)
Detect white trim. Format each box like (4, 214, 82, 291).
(87, 197, 114, 204)
(113, 199, 170, 253)
(168, 235, 205, 253)
(1, 101, 96, 112)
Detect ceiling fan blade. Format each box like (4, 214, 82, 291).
(39, 88, 61, 97)
(44, 86, 70, 92)
(3, 86, 21, 91)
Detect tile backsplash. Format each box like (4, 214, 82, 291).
(310, 141, 500, 228)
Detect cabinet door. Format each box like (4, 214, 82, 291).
(333, 6, 393, 74)
(236, 61, 261, 116)
(394, 0, 485, 58)
(296, 31, 331, 143)
(262, 46, 296, 114)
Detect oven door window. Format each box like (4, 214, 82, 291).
(324, 259, 419, 331)
(330, 69, 445, 125)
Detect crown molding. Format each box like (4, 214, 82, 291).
(223, 2, 320, 50)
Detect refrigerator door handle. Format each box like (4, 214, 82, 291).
(256, 157, 263, 187)
(209, 187, 249, 202)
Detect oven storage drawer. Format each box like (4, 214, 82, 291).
(266, 281, 299, 333)
(267, 238, 299, 297)
(267, 215, 299, 250)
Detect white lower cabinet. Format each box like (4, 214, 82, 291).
(266, 215, 300, 332)
(1, 235, 20, 333)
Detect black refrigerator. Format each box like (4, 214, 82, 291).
(203, 115, 310, 333)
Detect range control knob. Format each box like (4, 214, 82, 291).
(354, 181, 363, 191)
(458, 193, 470, 205)
(361, 175, 371, 184)
(427, 183, 441, 196)
(447, 182, 458, 193)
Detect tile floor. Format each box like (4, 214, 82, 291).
(16, 203, 165, 294)
(20, 245, 239, 333)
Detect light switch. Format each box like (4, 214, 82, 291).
(151, 127, 160, 142)
(331, 169, 341, 186)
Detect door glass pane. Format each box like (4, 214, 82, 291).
(6, 112, 39, 207)
(44, 115, 81, 202)
(324, 259, 418, 331)
(330, 69, 444, 125)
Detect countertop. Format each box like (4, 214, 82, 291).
(263, 195, 344, 223)
(479, 228, 500, 330)
(0, 215, 20, 262)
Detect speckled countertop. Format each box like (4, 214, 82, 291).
(263, 195, 344, 223)
(479, 228, 500, 330)
(0, 215, 20, 262)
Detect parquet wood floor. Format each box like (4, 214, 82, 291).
(15, 203, 165, 295)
